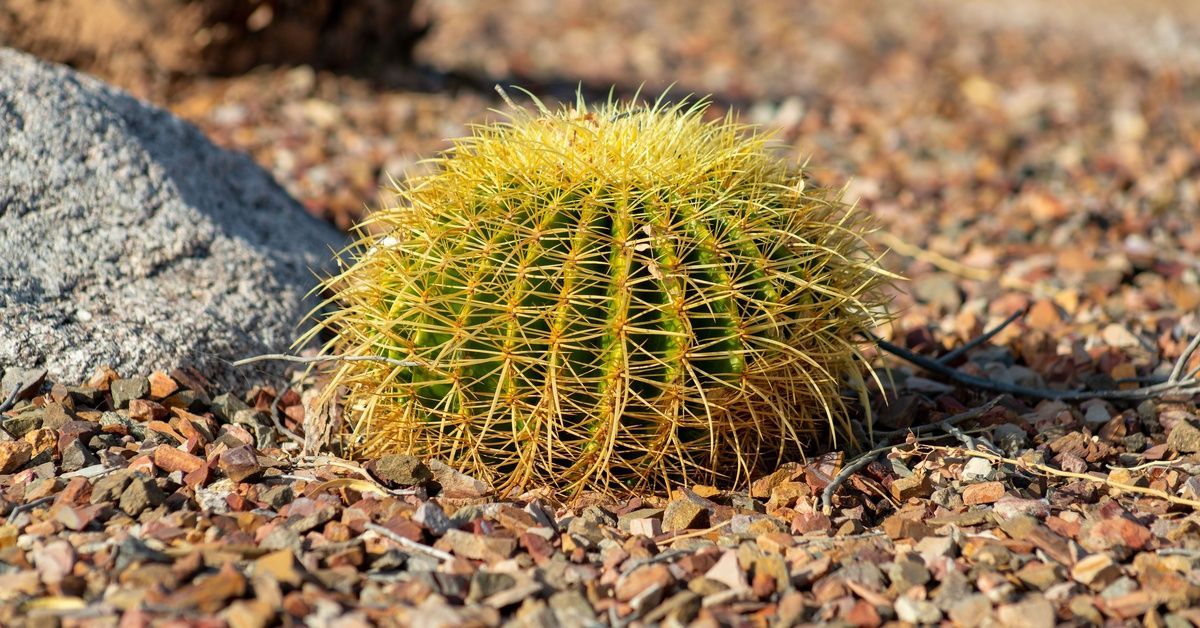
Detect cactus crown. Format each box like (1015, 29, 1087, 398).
(304, 94, 892, 496)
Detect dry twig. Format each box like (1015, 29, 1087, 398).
(0, 384, 22, 415)
(822, 397, 1004, 514)
(9, 495, 55, 518)
(934, 308, 1027, 366)
(873, 333, 1200, 402)
(657, 520, 732, 543)
(268, 383, 306, 447)
(1168, 331, 1200, 383)
(365, 523, 455, 562)
(874, 231, 995, 282)
(820, 444, 895, 515)
(926, 445, 1200, 510)
(294, 455, 420, 498)
(233, 353, 424, 369)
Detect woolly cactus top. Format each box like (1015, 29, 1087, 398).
(305, 96, 892, 496)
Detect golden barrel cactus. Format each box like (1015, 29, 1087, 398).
(305, 96, 892, 496)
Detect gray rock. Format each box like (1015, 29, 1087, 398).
(836, 560, 885, 591)
(60, 439, 99, 473)
(99, 411, 145, 440)
(579, 505, 616, 527)
(232, 409, 274, 448)
(261, 526, 303, 552)
(441, 529, 517, 561)
(888, 555, 931, 593)
(548, 590, 597, 627)
(993, 423, 1028, 452)
(372, 454, 432, 487)
(413, 501, 454, 537)
(467, 571, 516, 603)
(0, 367, 46, 400)
(259, 485, 294, 510)
(110, 377, 148, 409)
(896, 596, 942, 624)
(90, 469, 136, 504)
(933, 569, 973, 611)
(2, 409, 43, 437)
(162, 389, 207, 412)
(66, 386, 105, 407)
(284, 506, 335, 534)
(912, 273, 962, 312)
(211, 392, 252, 421)
(114, 535, 172, 572)
(729, 492, 763, 513)
(427, 458, 490, 498)
(947, 594, 992, 627)
(0, 48, 345, 389)
(1167, 418, 1200, 453)
(960, 457, 994, 483)
(119, 474, 165, 516)
(566, 514, 605, 548)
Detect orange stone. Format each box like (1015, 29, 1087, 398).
(148, 371, 179, 400)
(153, 445, 205, 474)
(963, 481, 1006, 505)
(1026, 299, 1062, 330)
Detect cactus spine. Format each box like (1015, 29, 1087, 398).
(304, 95, 892, 496)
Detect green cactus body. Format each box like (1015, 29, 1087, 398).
(305, 97, 891, 495)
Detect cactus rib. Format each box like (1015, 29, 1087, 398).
(300, 95, 894, 495)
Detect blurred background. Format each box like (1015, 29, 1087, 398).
(4, 0, 1200, 354)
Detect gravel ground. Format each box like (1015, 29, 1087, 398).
(3, 1, 1200, 625)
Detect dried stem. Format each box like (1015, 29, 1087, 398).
(1169, 331, 1200, 383)
(365, 523, 455, 562)
(268, 382, 306, 447)
(657, 520, 733, 543)
(9, 495, 56, 518)
(233, 353, 425, 369)
(873, 334, 1200, 402)
(820, 445, 892, 515)
(925, 445, 1200, 511)
(0, 384, 21, 414)
(874, 231, 994, 282)
(822, 397, 1004, 514)
(935, 308, 1027, 366)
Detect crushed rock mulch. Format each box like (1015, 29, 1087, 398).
(5, 0, 1200, 625)
(1, 353, 1199, 627)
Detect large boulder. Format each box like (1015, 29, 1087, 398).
(0, 48, 346, 388)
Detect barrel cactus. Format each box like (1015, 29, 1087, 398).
(304, 95, 892, 496)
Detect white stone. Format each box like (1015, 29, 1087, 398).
(895, 596, 942, 624)
(961, 458, 994, 483)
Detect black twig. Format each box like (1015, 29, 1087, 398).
(9, 495, 56, 518)
(938, 418, 999, 454)
(269, 383, 305, 447)
(1169, 332, 1200, 383)
(821, 396, 1002, 514)
(873, 334, 1200, 402)
(821, 445, 891, 514)
(935, 307, 1028, 366)
(0, 384, 21, 414)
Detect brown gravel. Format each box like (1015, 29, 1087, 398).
(4, 0, 1200, 625)
(2, 366, 1200, 625)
